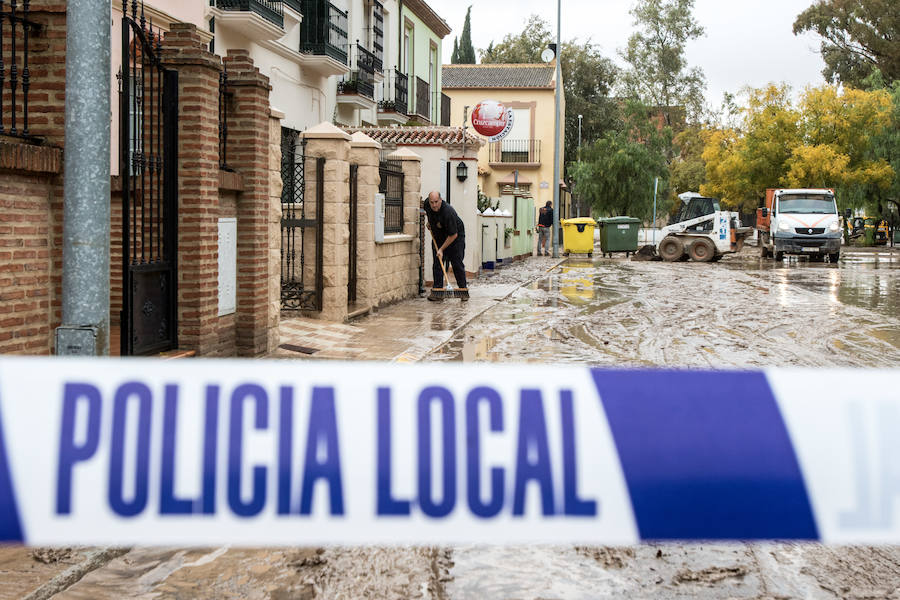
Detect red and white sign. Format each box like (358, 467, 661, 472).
(471, 100, 514, 142)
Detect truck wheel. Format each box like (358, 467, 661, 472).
(688, 238, 715, 262)
(829, 252, 840, 263)
(760, 243, 769, 258)
(659, 236, 684, 262)
(774, 251, 784, 261)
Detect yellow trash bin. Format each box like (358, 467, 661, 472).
(561, 217, 597, 256)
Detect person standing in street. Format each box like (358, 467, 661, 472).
(424, 191, 468, 301)
(537, 200, 553, 256)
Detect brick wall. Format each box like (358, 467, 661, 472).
(0, 142, 62, 354)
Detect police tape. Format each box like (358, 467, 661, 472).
(0, 357, 897, 546)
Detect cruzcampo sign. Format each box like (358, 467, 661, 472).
(471, 100, 514, 142)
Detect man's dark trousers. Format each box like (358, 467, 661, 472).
(432, 237, 467, 289)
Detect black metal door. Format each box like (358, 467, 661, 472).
(281, 128, 324, 311)
(119, 0, 179, 356)
(348, 164, 358, 304)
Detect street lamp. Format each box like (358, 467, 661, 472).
(551, 0, 562, 258)
(577, 114, 583, 155)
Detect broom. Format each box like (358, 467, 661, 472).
(428, 236, 469, 300)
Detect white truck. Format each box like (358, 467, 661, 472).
(756, 188, 842, 262)
(655, 193, 752, 262)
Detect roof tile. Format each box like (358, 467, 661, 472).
(343, 126, 483, 147)
(442, 64, 555, 89)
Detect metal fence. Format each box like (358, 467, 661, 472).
(489, 139, 542, 164)
(379, 159, 404, 234)
(0, 0, 40, 139)
(338, 42, 375, 99)
(414, 76, 429, 121)
(213, 0, 284, 28)
(300, 0, 348, 65)
(378, 69, 407, 115)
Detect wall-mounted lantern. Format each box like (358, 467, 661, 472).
(456, 161, 468, 182)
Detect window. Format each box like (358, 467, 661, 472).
(403, 25, 412, 74)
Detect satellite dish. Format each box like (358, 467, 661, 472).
(541, 48, 555, 63)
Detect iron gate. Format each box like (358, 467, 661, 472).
(119, 0, 179, 356)
(281, 128, 323, 311)
(348, 164, 358, 305)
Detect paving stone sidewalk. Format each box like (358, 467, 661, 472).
(270, 255, 562, 363)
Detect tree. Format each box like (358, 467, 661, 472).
(571, 102, 671, 219)
(451, 37, 460, 64)
(619, 0, 707, 124)
(458, 6, 476, 64)
(701, 84, 895, 213)
(669, 125, 707, 197)
(793, 0, 900, 88)
(561, 40, 620, 176)
(479, 15, 551, 64)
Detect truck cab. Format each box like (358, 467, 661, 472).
(756, 188, 841, 262)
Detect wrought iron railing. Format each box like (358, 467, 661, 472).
(378, 69, 408, 115)
(300, 0, 348, 65)
(338, 42, 375, 99)
(213, 0, 284, 28)
(414, 76, 429, 121)
(431, 91, 450, 126)
(489, 139, 542, 164)
(379, 159, 404, 234)
(0, 0, 40, 139)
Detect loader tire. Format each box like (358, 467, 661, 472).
(659, 236, 684, 262)
(688, 238, 716, 262)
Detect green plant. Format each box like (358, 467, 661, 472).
(504, 226, 515, 239)
(477, 187, 499, 213)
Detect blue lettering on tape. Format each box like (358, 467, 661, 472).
(592, 369, 819, 540)
(0, 391, 23, 542)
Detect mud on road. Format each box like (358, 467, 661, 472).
(7, 249, 900, 599)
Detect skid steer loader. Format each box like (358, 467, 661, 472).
(641, 193, 753, 262)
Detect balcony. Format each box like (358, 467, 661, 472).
(489, 139, 542, 167)
(431, 92, 450, 126)
(299, 0, 349, 76)
(337, 43, 377, 108)
(410, 76, 430, 124)
(377, 69, 408, 125)
(211, 0, 285, 40)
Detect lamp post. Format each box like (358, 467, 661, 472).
(577, 114, 582, 155)
(551, 0, 562, 258)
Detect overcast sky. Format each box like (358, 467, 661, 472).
(430, 0, 828, 107)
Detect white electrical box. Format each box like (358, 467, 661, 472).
(375, 192, 385, 242)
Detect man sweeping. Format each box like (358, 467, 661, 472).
(424, 191, 469, 301)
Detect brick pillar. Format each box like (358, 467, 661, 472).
(222, 50, 275, 357)
(267, 111, 284, 352)
(161, 24, 222, 355)
(301, 122, 351, 322)
(349, 132, 380, 313)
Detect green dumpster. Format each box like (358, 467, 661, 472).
(864, 217, 878, 246)
(561, 217, 597, 256)
(598, 217, 641, 257)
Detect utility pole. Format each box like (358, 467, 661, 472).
(652, 177, 659, 245)
(551, 0, 562, 258)
(577, 114, 582, 217)
(56, 0, 111, 356)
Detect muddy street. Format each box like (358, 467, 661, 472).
(427, 249, 900, 368)
(6, 249, 900, 599)
(436, 247, 900, 600)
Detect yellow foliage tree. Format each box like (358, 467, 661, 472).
(701, 84, 895, 212)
